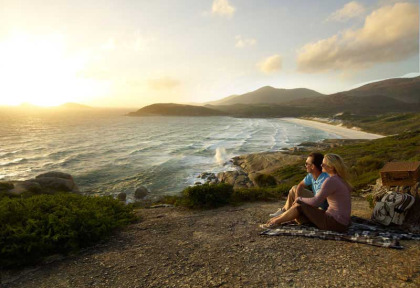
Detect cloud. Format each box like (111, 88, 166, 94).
(148, 77, 180, 90)
(327, 1, 366, 22)
(235, 35, 256, 48)
(212, 0, 236, 18)
(258, 54, 282, 74)
(297, 3, 419, 73)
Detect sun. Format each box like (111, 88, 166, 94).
(0, 32, 109, 107)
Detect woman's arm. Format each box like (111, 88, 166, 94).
(299, 177, 334, 207)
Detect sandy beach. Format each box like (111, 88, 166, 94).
(282, 118, 384, 140)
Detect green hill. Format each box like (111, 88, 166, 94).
(127, 103, 229, 117)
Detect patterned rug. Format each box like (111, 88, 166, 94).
(260, 216, 420, 249)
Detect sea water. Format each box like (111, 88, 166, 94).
(0, 108, 340, 197)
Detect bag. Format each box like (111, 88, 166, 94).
(372, 191, 415, 225)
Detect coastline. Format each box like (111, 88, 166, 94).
(281, 117, 384, 140)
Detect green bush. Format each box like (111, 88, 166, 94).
(0, 193, 135, 268)
(253, 174, 277, 187)
(181, 183, 233, 208)
(231, 185, 288, 203)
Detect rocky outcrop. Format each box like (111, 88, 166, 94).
(232, 151, 302, 175)
(217, 170, 253, 188)
(2, 171, 80, 196)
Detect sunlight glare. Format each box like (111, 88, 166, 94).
(0, 33, 109, 106)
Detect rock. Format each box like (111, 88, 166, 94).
(33, 171, 80, 193)
(33, 177, 77, 193)
(36, 171, 74, 180)
(232, 152, 302, 175)
(135, 186, 149, 199)
(194, 182, 202, 185)
(0, 181, 14, 191)
(217, 170, 253, 188)
(6, 180, 42, 195)
(19, 180, 43, 193)
(117, 192, 127, 201)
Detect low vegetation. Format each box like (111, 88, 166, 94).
(333, 112, 420, 135)
(161, 183, 291, 209)
(0, 193, 135, 268)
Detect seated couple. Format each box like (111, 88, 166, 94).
(262, 153, 352, 232)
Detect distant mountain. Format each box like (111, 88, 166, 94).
(58, 103, 92, 109)
(127, 103, 229, 117)
(207, 86, 325, 105)
(341, 76, 420, 103)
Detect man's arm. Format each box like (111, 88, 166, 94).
(295, 180, 308, 196)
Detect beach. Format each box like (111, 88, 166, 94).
(282, 118, 384, 140)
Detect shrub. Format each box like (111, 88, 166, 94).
(181, 183, 233, 208)
(253, 174, 277, 187)
(0, 193, 135, 268)
(231, 185, 288, 203)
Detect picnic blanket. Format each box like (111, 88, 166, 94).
(260, 216, 420, 249)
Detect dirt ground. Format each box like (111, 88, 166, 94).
(2, 198, 420, 288)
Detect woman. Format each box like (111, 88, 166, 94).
(262, 153, 352, 232)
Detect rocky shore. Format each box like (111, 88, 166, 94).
(199, 139, 369, 189)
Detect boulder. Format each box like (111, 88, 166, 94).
(7, 180, 42, 196)
(33, 171, 79, 193)
(36, 171, 73, 180)
(117, 192, 127, 202)
(134, 186, 149, 199)
(217, 170, 253, 188)
(33, 177, 76, 193)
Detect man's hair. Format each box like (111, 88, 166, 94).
(308, 152, 324, 171)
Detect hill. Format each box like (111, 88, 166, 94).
(207, 86, 324, 105)
(342, 76, 420, 103)
(127, 103, 229, 117)
(57, 102, 92, 109)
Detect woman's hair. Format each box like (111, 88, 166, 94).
(324, 153, 352, 189)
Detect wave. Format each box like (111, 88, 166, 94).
(0, 158, 27, 166)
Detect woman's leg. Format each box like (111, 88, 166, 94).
(267, 202, 302, 226)
(297, 202, 348, 232)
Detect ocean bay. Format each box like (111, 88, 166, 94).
(0, 109, 339, 198)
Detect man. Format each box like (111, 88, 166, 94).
(269, 152, 329, 217)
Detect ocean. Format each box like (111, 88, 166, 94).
(0, 108, 341, 199)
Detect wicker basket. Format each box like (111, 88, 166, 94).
(380, 161, 420, 187)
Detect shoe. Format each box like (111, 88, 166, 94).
(259, 223, 278, 229)
(269, 208, 285, 217)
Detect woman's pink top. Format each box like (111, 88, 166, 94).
(299, 175, 351, 226)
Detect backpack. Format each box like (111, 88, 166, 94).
(372, 191, 415, 226)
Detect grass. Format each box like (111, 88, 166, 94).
(333, 113, 420, 135)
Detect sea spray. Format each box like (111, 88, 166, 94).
(214, 147, 228, 165)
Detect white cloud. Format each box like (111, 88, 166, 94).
(258, 54, 282, 74)
(235, 35, 256, 48)
(148, 77, 180, 90)
(327, 1, 366, 22)
(212, 0, 236, 18)
(298, 2, 419, 73)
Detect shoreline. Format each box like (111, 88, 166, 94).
(281, 117, 384, 140)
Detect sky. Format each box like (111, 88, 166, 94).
(0, 0, 418, 107)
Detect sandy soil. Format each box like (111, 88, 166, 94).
(281, 118, 384, 140)
(2, 198, 419, 288)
